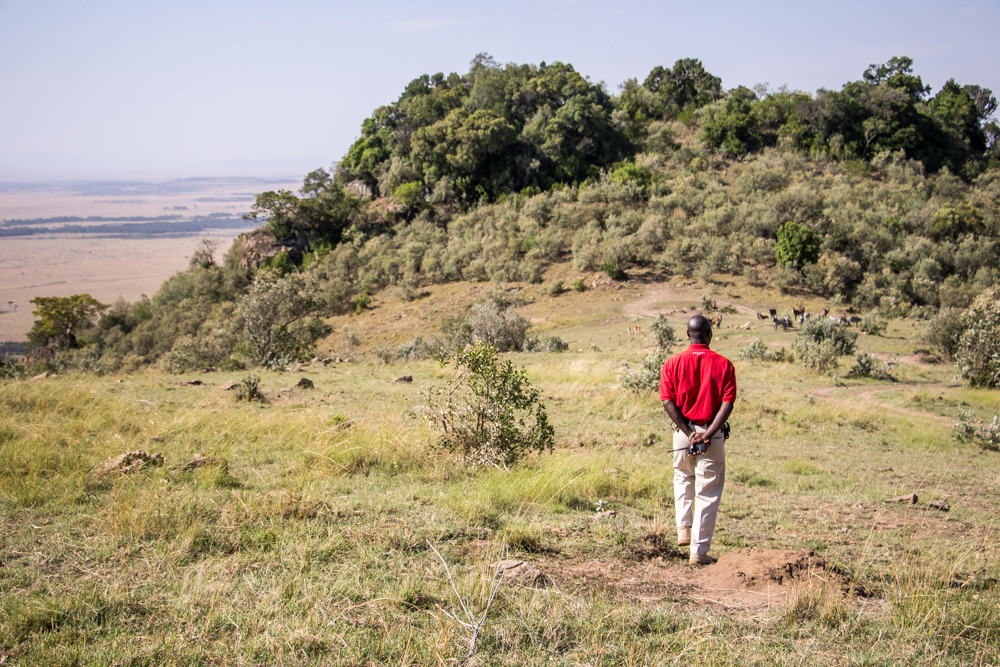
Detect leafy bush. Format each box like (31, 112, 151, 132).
(953, 410, 999, 451)
(0, 355, 26, 379)
(793, 339, 842, 374)
(738, 338, 785, 362)
(426, 342, 554, 468)
(775, 221, 821, 268)
(923, 308, 965, 359)
(858, 313, 887, 336)
(463, 299, 531, 352)
(234, 375, 266, 403)
(846, 353, 897, 381)
(621, 348, 670, 394)
(798, 318, 858, 355)
(571, 278, 587, 292)
(539, 335, 569, 352)
(650, 314, 675, 350)
(542, 281, 565, 297)
(955, 286, 1000, 388)
(233, 274, 330, 368)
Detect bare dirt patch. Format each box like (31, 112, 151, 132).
(546, 548, 855, 610)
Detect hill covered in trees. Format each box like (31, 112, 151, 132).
(12, 54, 1000, 375)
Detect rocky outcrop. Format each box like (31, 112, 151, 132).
(236, 229, 307, 271)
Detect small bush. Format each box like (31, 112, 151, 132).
(463, 299, 531, 352)
(858, 313, 887, 336)
(542, 281, 565, 297)
(846, 353, 897, 381)
(601, 262, 626, 281)
(953, 410, 999, 451)
(540, 335, 569, 353)
(571, 278, 587, 292)
(353, 292, 371, 314)
(738, 338, 788, 362)
(798, 318, 857, 355)
(923, 308, 964, 359)
(793, 339, 841, 374)
(650, 314, 675, 350)
(955, 286, 1000, 388)
(235, 374, 266, 403)
(622, 348, 670, 394)
(426, 342, 554, 468)
(0, 355, 26, 379)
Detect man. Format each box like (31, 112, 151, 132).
(659, 315, 736, 565)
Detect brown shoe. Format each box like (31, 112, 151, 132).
(677, 526, 691, 546)
(689, 553, 716, 566)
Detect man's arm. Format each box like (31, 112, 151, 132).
(690, 401, 734, 444)
(662, 400, 691, 438)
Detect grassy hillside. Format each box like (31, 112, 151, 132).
(2, 271, 998, 665)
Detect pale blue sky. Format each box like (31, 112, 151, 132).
(1, 0, 997, 180)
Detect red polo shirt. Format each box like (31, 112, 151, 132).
(659, 344, 737, 424)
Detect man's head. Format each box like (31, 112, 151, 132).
(687, 314, 713, 345)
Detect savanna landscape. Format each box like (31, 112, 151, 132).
(2, 55, 999, 665)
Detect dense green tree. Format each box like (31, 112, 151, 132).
(28, 294, 108, 349)
(776, 221, 821, 268)
(702, 86, 762, 156)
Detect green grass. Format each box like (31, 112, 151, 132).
(1, 274, 998, 665)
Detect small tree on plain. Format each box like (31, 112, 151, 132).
(233, 273, 329, 368)
(427, 341, 554, 468)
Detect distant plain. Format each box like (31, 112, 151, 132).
(0, 178, 299, 342)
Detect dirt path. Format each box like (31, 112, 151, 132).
(624, 282, 763, 322)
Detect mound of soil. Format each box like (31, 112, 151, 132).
(701, 549, 830, 591)
(631, 533, 685, 561)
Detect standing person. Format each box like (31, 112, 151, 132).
(659, 315, 736, 565)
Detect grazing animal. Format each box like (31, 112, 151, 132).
(792, 304, 805, 319)
(820, 307, 830, 318)
(711, 314, 723, 328)
(756, 312, 769, 320)
(847, 315, 861, 326)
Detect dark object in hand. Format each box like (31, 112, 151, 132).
(688, 441, 708, 455)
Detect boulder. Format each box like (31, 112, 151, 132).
(395, 375, 413, 383)
(890, 493, 918, 504)
(236, 229, 307, 271)
(295, 378, 314, 389)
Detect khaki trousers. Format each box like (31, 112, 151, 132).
(673, 425, 726, 557)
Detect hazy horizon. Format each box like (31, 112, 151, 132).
(2, 0, 998, 182)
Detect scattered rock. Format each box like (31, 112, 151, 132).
(927, 499, 950, 512)
(878, 467, 894, 473)
(222, 382, 238, 391)
(179, 454, 227, 473)
(852, 502, 865, 509)
(595, 510, 617, 519)
(890, 493, 918, 504)
(235, 229, 306, 271)
(31, 372, 50, 381)
(89, 451, 164, 478)
(295, 378, 314, 390)
(738, 321, 752, 330)
(395, 375, 413, 383)
(495, 560, 548, 587)
(176, 380, 205, 386)
(198, 367, 216, 373)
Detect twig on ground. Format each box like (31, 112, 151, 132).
(427, 538, 507, 665)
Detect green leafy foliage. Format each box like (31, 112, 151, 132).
(427, 341, 554, 468)
(233, 274, 330, 368)
(621, 348, 670, 395)
(28, 294, 109, 349)
(776, 221, 821, 268)
(846, 353, 897, 381)
(953, 410, 999, 451)
(955, 286, 1000, 387)
(650, 314, 675, 350)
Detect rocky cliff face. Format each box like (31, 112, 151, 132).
(236, 229, 307, 270)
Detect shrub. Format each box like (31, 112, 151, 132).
(540, 335, 569, 353)
(601, 262, 626, 281)
(793, 339, 841, 374)
(234, 374, 266, 403)
(846, 353, 897, 381)
(953, 410, 999, 451)
(426, 342, 554, 468)
(621, 348, 670, 394)
(858, 313, 887, 336)
(738, 338, 773, 361)
(775, 221, 820, 268)
(542, 281, 565, 297)
(955, 286, 1000, 388)
(650, 314, 675, 350)
(571, 278, 587, 292)
(923, 308, 965, 359)
(0, 355, 26, 379)
(233, 274, 329, 368)
(465, 299, 531, 352)
(798, 318, 858, 355)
